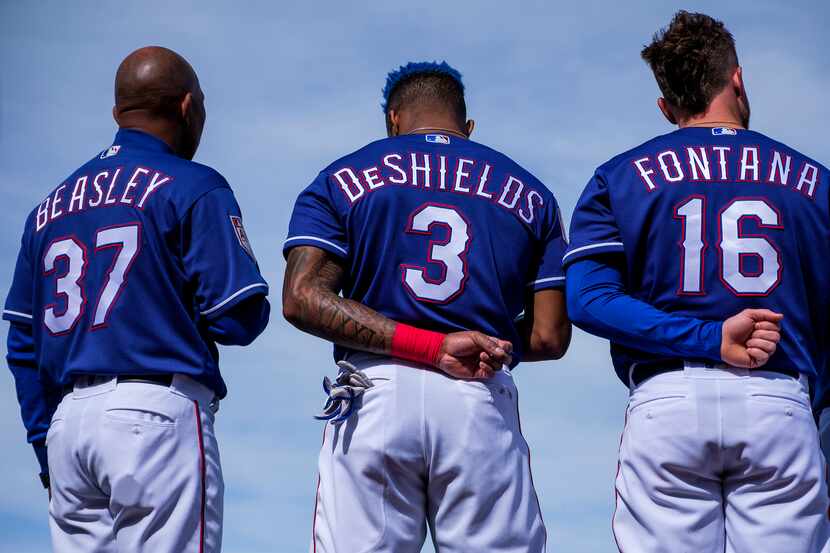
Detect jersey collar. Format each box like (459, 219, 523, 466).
(112, 128, 175, 155)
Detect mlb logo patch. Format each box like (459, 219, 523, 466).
(712, 127, 737, 136)
(230, 215, 256, 261)
(425, 134, 450, 145)
(100, 145, 121, 159)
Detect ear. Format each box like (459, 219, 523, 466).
(180, 92, 193, 122)
(387, 110, 401, 137)
(732, 66, 744, 97)
(657, 97, 677, 125)
(465, 119, 475, 137)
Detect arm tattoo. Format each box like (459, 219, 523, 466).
(283, 247, 395, 353)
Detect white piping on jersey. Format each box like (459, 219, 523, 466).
(526, 276, 566, 287)
(201, 283, 268, 316)
(3, 309, 33, 319)
(284, 236, 348, 256)
(562, 241, 625, 262)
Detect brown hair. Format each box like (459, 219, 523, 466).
(641, 11, 738, 116)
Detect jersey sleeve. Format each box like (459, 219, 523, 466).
(562, 171, 625, 267)
(565, 257, 722, 361)
(7, 321, 60, 476)
(182, 186, 269, 321)
(3, 227, 35, 325)
(283, 172, 349, 260)
(527, 200, 568, 291)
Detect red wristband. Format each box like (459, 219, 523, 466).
(391, 324, 446, 367)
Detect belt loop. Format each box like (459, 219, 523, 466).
(170, 374, 215, 406)
(628, 363, 638, 391)
(800, 373, 810, 394)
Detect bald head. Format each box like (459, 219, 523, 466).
(115, 46, 198, 114)
(113, 46, 205, 160)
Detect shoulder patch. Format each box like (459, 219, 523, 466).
(230, 215, 256, 260)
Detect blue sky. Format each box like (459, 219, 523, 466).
(1, 1, 828, 551)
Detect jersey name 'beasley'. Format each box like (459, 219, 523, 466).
(34, 162, 171, 231)
(333, 147, 545, 224)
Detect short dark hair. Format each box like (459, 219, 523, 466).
(641, 11, 738, 116)
(382, 61, 466, 125)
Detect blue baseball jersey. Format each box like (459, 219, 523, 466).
(565, 127, 830, 401)
(284, 133, 567, 364)
(3, 129, 268, 398)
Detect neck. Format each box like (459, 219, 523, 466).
(117, 114, 181, 154)
(405, 125, 467, 138)
(678, 99, 744, 130)
(399, 112, 467, 138)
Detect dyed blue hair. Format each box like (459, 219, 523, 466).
(381, 61, 464, 113)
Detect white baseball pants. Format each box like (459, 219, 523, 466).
(310, 355, 546, 553)
(46, 375, 223, 553)
(613, 363, 830, 553)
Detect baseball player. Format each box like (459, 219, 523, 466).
(564, 11, 830, 552)
(282, 61, 571, 552)
(3, 46, 269, 552)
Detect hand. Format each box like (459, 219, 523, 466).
(721, 309, 783, 368)
(39, 472, 51, 500)
(436, 331, 513, 380)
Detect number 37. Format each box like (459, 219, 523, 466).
(43, 223, 141, 335)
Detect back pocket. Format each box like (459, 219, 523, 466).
(104, 407, 176, 426)
(749, 392, 812, 413)
(627, 394, 686, 415)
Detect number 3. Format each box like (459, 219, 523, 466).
(43, 236, 88, 335)
(401, 204, 471, 303)
(43, 223, 141, 334)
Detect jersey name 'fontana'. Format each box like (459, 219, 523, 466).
(631, 141, 821, 197)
